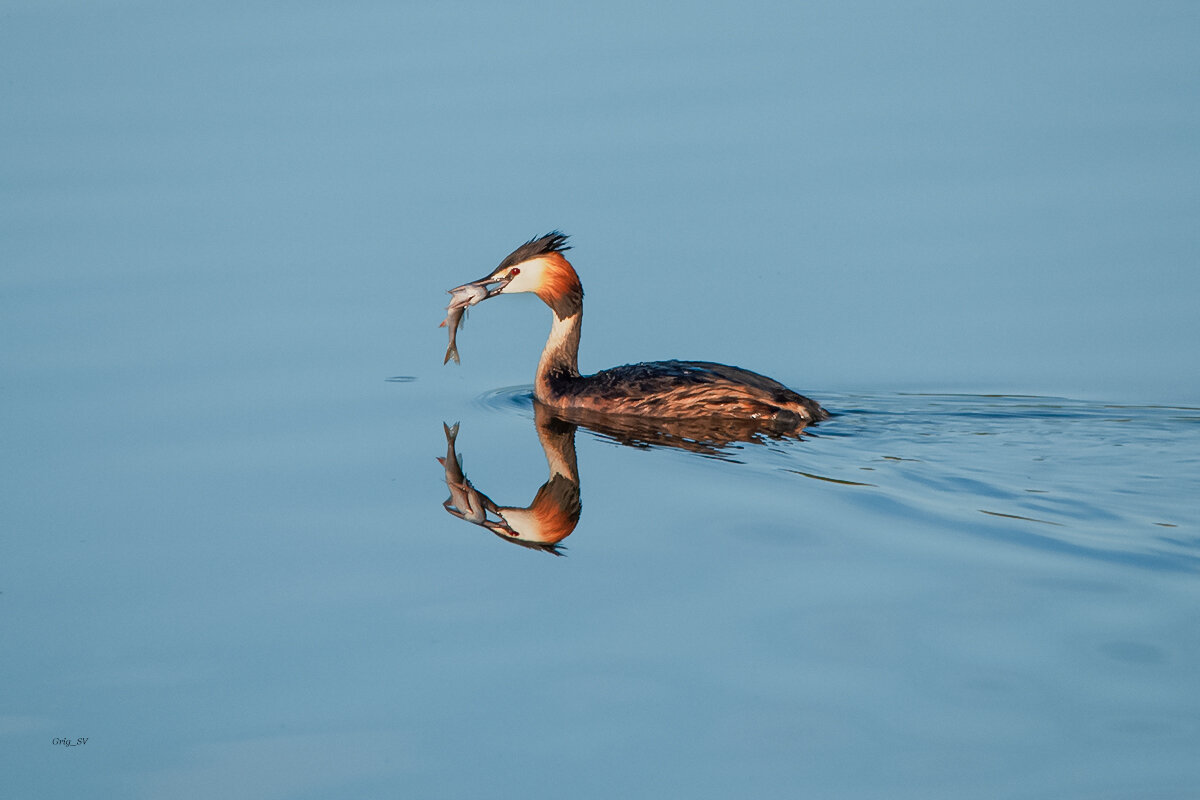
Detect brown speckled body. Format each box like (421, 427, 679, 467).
(542, 359, 827, 427)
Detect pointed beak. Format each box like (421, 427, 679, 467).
(450, 273, 513, 299)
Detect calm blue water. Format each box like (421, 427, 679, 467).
(3, 2, 1199, 798)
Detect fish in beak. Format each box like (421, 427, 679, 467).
(450, 271, 515, 302)
(439, 273, 515, 365)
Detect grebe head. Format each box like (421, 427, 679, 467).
(450, 232, 582, 320)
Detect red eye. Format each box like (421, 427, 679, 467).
(509, 268, 520, 276)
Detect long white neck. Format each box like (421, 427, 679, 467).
(535, 308, 582, 400)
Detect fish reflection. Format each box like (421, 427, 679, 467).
(438, 400, 817, 554)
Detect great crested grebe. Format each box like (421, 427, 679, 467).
(446, 232, 828, 427)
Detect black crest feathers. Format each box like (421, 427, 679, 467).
(497, 231, 571, 271)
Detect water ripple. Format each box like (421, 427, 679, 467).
(474, 385, 535, 416)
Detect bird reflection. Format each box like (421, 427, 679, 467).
(438, 400, 816, 554)
(439, 403, 581, 555)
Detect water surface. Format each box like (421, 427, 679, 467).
(3, 2, 1199, 798)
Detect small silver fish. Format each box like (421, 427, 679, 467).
(440, 283, 488, 365)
